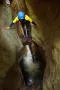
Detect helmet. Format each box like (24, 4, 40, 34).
(18, 11, 25, 19)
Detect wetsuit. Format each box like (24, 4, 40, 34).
(10, 15, 36, 39)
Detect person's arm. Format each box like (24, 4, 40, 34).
(6, 16, 19, 30)
(32, 21, 40, 29)
(32, 21, 37, 26)
(25, 15, 37, 27)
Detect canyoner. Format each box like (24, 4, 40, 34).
(6, 11, 38, 43)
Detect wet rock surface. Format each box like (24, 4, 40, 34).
(2, 42, 46, 90)
(0, 0, 60, 90)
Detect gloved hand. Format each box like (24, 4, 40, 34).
(34, 24, 40, 30)
(35, 24, 40, 28)
(5, 26, 10, 30)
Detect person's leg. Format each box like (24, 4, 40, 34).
(23, 25, 27, 38)
(27, 24, 32, 42)
(27, 24, 31, 38)
(23, 25, 27, 42)
(22, 24, 32, 42)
